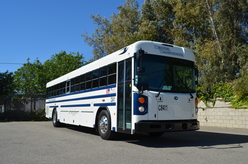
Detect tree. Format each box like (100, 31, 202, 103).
(14, 59, 45, 98)
(82, 0, 177, 60)
(14, 51, 85, 98)
(0, 71, 14, 98)
(82, 0, 140, 60)
(232, 44, 248, 107)
(82, 0, 248, 102)
(171, 0, 248, 88)
(43, 51, 85, 81)
(140, 0, 174, 43)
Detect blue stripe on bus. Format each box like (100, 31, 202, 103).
(61, 104, 90, 107)
(94, 103, 116, 106)
(49, 106, 58, 108)
(46, 93, 116, 104)
(46, 84, 116, 100)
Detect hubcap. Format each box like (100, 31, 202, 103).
(99, 116, 108, 134)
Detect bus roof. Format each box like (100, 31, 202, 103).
(46, 41, 194, 87)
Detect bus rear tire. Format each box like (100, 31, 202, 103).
(97, 110, 115, 140)
(52, 109, 61, 127)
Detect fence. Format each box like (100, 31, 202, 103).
(0, 97, 46, 121)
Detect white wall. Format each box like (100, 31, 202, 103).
(198, 101, 248, 129)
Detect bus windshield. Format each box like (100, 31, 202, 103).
(135, 54, 196, 93)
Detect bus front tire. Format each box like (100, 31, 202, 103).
(52, 109, 61, 127)
(97, 110, 115, 140)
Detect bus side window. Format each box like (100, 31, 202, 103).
(66, 80, 70, 93)
(80, 74, 85, 91)
(60, 82, 65, 94)
(92, 69, 99, 88)
(55, 85, 58, 96)
(71, 78, 75, 92)
(86, 72, 92, 90)
(108, 63, 116, 85)
(99, 66, 107, 87)
(75, 76, 80, 91)
(51, 86, 55, 96)
(56, 84, 59, 96)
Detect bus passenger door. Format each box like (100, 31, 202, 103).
(117, 58, 132, 133)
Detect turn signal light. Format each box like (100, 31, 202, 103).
(139, 97, 146, 104)
(195, 99, 199, 105)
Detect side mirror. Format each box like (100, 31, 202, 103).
(195, 66, 199, 86)
(135, 48, 145, 73)
(136, 49, 145, 61)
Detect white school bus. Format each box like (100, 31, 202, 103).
(45, 41, 199, 139)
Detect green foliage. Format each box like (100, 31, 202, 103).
(43, 51, 85, 81)
(0, 108, 48, 122)
(197, 86, 215, 107)
(82, 0, 248, 106)
(197, 83, 233, 107)
(233, 75, 248, 101)
(13, 51, 85, 97)
(82, 0, 140, 60)
(26, 108, 48, 121)
(14, 59, 45, 98)
(0, 71, 15, 98)
(197, 82, 248, 109)
(232, 73, 248, 109)
(140, 0, 174, 43)
(231, 97, 248, 109)
(212, 83, 234, 102)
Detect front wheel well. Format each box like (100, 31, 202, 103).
(96, 108, 115, 140)
(95, 107, 109, 128)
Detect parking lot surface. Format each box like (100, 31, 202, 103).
(0, 121, 248, 164)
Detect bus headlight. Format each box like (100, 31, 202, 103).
(139, 106, 145, 112)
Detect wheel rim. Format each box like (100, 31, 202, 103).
(52, 112, 57, 124)
(99, 116, 108, 134)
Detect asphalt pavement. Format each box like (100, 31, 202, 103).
(0, 121, 248, 164)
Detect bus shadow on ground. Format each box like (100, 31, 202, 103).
(123, 131, 248, 149)
(65, 124, 99, 136)
(67, 125, 248, 149)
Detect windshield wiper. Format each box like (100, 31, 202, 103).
(155, 76, 166, 97)
(155, 69, 169, 97)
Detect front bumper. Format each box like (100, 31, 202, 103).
(135, 120, 199, 133)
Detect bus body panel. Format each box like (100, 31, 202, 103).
(45, 41, 199, 137)
(46, 85, 117, 128)
(145, 91, 196, 120)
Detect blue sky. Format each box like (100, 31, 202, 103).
(0, 0, 144, 73)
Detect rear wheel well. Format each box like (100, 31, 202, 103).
(52, 108, 61, 127)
